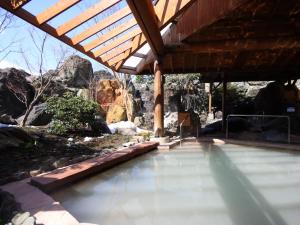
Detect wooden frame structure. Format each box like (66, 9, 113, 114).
(0, 0, 196, 74)
(2, 0, 300, 136)
(2, 0, 299, 80)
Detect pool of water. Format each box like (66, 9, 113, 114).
(52, 142, 300, 225)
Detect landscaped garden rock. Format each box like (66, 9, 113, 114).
(11, 212, 30, 225)
(0, 127, 35, 150)
(54, 55, 93, 88)
(0, 114, 16, 125)
(0, 189, 21, 224)
(0, 68, 35, 119)
(17, 103, 52, 126)
(106, 104, 127, 124)
(134, 116, 144, 127)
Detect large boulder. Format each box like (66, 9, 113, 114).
(17, 103, 52, 126)
(255, 81, 299, 114)
(94, 70, 113, 80)
(96, 79, 121, 113)
(0, 68, 35, 119)
(0, 127, 35, 150)
(106, 104, 127, 124)
(54, 55, 93, 88)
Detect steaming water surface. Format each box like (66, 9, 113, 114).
(52, 143, 300, 225)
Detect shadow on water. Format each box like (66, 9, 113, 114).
(202, 143, 288, 225)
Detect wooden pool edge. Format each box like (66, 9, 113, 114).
(31, 142, 159, 193)
(0, 141, 159, 225)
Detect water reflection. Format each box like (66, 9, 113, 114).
(207, 143, 287, 225)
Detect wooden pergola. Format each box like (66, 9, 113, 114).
(2, 0, 300, 136)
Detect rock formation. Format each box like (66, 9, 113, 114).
(54, 55, 93, 88)
(0, 68, 35, 122)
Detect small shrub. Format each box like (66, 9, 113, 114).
(46, 92, 99, 135)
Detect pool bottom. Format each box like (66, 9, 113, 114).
(52, 142, 300, 225)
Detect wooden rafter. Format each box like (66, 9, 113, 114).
(71, 6, 131, 45)
(56, 0, 121, 36)
(126, 0, 164, 57)
(113, 0, 198, 70)
(93, 27, 141, 57)
(83, 18, 137, 52)
(36, 0, 81, 24)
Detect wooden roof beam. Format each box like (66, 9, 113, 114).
(9, 0, 30, 9)
(56, 0, 121, 36)
(126, 0, 164, 58)
(166, 37, 300, 54)
(71, 6, 131, 45)
(163, 0, 248, 44)
(114, 0, 198, 70)
(135, 36, 300, 74)
(83, 18, 137, 52)
(36, 0, 81, 24)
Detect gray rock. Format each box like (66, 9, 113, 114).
(134, 116, 144, 127)
(0, 68, 35, 118)
(90, 116, 111, 134)
(55, 55, 93, 88)
(11, 212, 30, 225)
(164, 112, 178, 133)
(94, 70, 113, 80)
(52, 157, 69, 169)
(20, 216, 35, 225)
(17, 103, 52, 126)
(0, 127, 34, 150)
(0, 189, 21, 223)
(0, 114, 16, 125)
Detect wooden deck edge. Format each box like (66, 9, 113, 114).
(30, 142, 159, 193)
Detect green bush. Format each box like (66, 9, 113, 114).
(46, 92, 99, 135)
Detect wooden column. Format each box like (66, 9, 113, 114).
(208, 82, 213, 114)
(222, 81, 227, 132)
(154, 60, 164, 137)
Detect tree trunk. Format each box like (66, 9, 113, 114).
(21, 97, 38, 127)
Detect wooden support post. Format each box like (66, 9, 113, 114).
(222, 81, 227, 132)
(208, 82, 213, 114)
(154, 60, 164, 137)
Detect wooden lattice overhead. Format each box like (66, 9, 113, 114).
(0, 0, 196, 73)
(2, 0, 300, 81)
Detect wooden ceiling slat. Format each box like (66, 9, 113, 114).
(101, 42, 132, 62)
(71, 6, 131, 45)
(36, 0, 81, 24)
(0, 1, 109, 67)
(93, 27, 141, 57)
(56, 0, 121, 36)
(83, 18, 137, 51)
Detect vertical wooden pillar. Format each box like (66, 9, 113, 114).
(208, 82, 213, 114)
(154, 60, 164, 137)
(222, 81, 227, 132)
